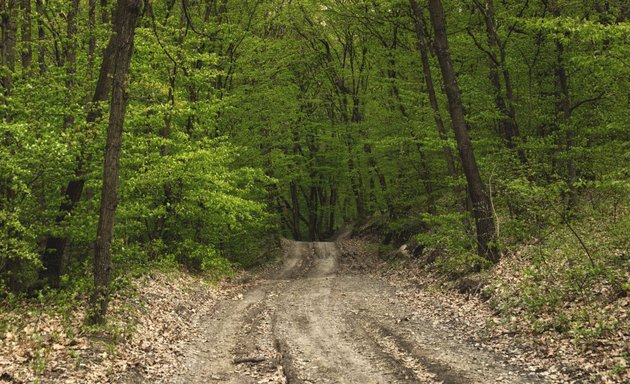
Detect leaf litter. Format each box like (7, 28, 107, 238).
(0, 271, 244, 383)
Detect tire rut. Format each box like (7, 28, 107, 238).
(348, 314, 475, 383)
(168, 241, 547, 384)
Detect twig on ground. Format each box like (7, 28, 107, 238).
(232, 356, 266, 364)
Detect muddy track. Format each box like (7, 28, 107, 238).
(168, 241, 544, 384)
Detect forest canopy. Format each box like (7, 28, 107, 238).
(0, 0, 628, 324)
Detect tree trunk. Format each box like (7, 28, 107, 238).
(555, 39, 577, 211)
(19, 0, 31, 72)
(409, 0, 457, 179)
(1, 0, 17, 97)
(101, 0, 110, 25)
(474, 0, 526, 163)
(551, 4, 576, 211)
(307, 186, 319, 240)
(89, 0, 142, 325)
(290, 181, 302, 240)
(40, 1, 118, 289)
(410, 0, 474, 224)
(63, 0, 79, 131)
(87, 0, 96, 81)
(327, 185, 337, 237)
(427, 0, 499, 262)
(0, 0, 17, 289)
(35, 0, 45, 74)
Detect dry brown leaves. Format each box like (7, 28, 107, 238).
(0, 271, 243, 384)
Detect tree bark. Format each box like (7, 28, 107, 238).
(428, 0, 499, 262)
(1, 0, 17, 97)
(63, 0, 79, 130)
(89, 0, 143, 325)
(550, 4, 577, 211)
(409, 0, 475, 226)
(290, 181, 302, 240)
(87, 0, 96, 81)
(101, 0, 110, 25)
(0, 0, 17, 290)
(473, 0, 526, 163)
(40, 1, 119, 289)
(409, 0, 457, 179)
(35, 0, 45, 74)
(19, 0, 31, 72)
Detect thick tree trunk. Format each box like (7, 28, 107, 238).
(410, 0, 474, 223)
(428, 0, 499, 262)
(89, 0, 142, 325)
(40, 2, 118, 289)
(409, 0, 457, 179)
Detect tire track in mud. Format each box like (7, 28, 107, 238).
(170, 286, 267, 384)
(346, 313, 488, 384)
(168, 241, 545, 384)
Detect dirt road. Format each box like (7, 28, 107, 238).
(168, 241, 542, 384)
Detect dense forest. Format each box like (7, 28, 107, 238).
(0, 0, 628, 358)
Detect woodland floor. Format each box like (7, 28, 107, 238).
(1, 239, 627, 383)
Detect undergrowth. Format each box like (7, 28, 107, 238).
(488, 210, 628, 345)
(382, 186, 629, 349)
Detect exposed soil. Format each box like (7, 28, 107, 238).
(167, 241, 545, 384)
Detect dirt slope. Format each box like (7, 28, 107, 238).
(167, 241, 544, 384)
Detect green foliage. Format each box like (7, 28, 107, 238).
(488, 203, 629, 343)
(0, 0, 277, 296)
(0, 0, 627, 339)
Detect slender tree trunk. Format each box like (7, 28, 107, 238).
(378, 44, 408, 215)
(482, 0, 517, 145)
(290, 181, 302, 240)
(327, 185, 337, 237)
(307, 186, 319, 240)
(1, 0, 17, 98)
(351, 44, 384, 216)
(410, 0, 457, 179)
(100, 0, 109, 25)
(20, 0, 31, 72)
(35, 0, 45, 74)
(89, 0, 142, 325)
(338, 91, 366, 221)
(550, 4, 576, 211)
(159, 6, 187, 239)
(347, 151, 366, 221)
(1, 0, 17, 290)
(63, 0, 79, 130)
(428, 0, 499, 262)
(555, 38, 577, 210)
(474, 0, 526, 163)
(88, 0, 96, 81)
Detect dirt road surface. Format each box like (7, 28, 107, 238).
(168, 241, 543, 384)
